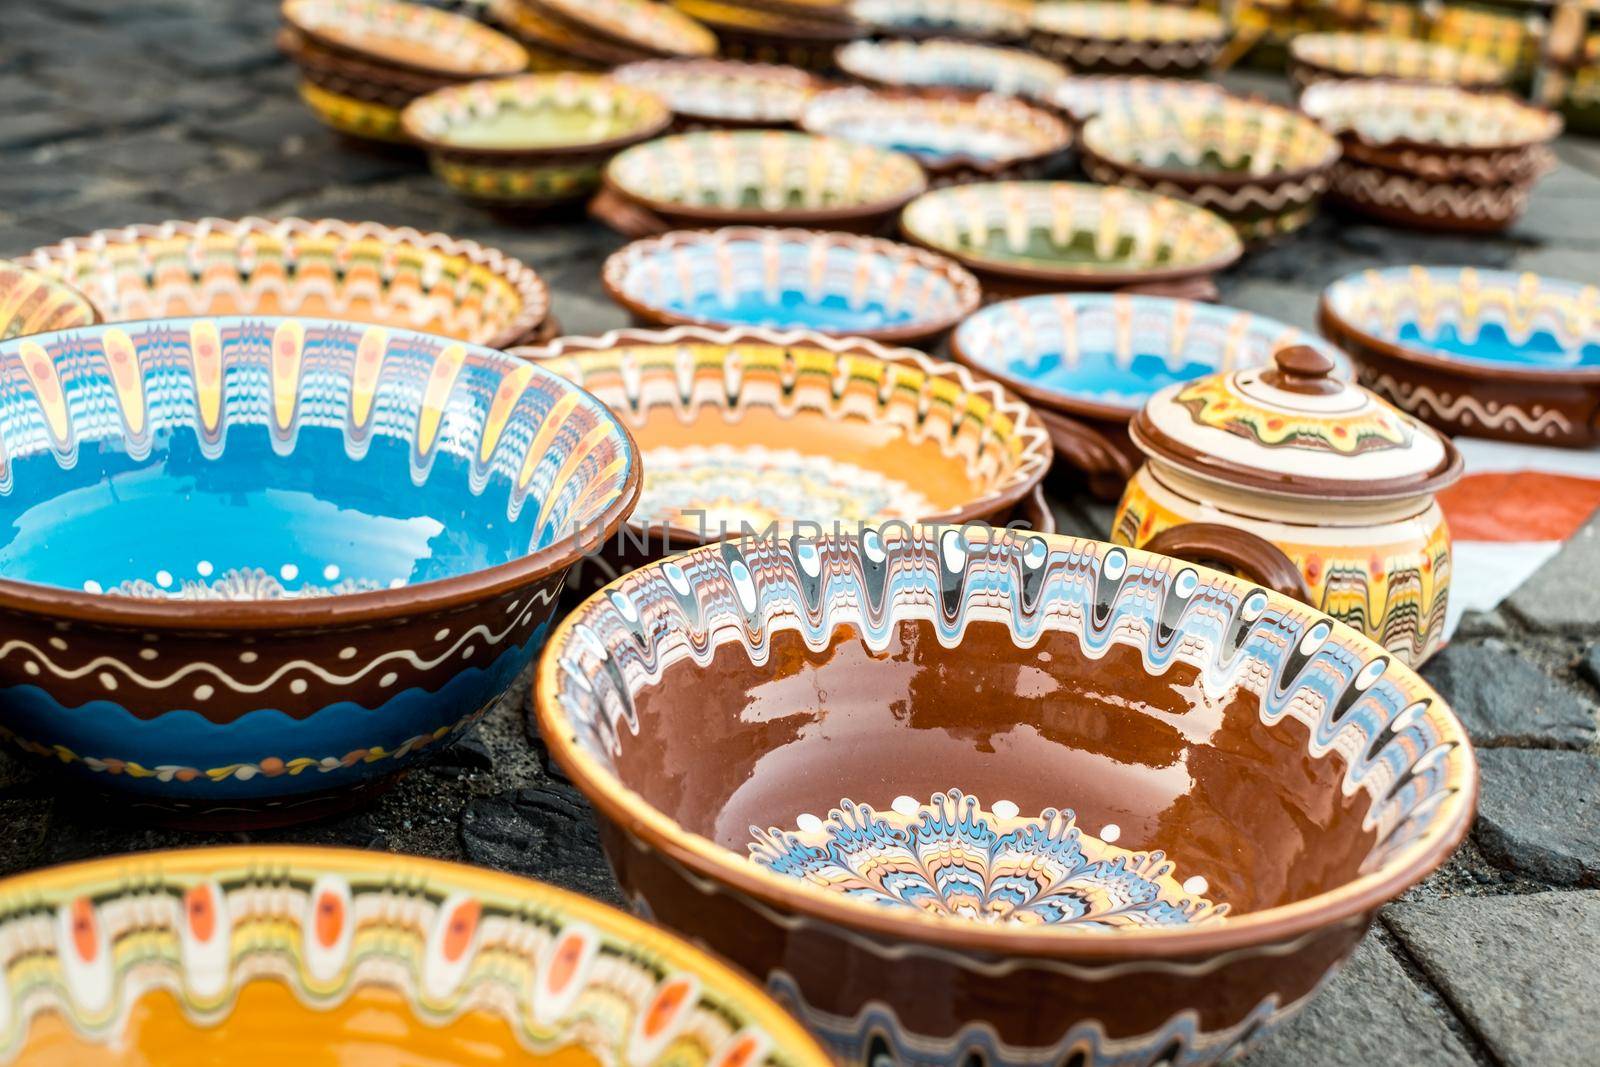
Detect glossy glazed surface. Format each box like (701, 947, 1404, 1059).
(1289, 32, 1508, 89)
(611, 59, 818, 126)
(800, 89, 1070, 171)
(1042, 74, 1227, 124)
(403, 73, 671, 151)
(0, 265, 97, 342)
(282, 0, 527, 76)
(835, 38, 1066, 97)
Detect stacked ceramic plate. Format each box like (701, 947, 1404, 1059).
(1287, 32, 1509, 95)
(487, 0, 717, 70)
(669, 0, 862, 72)
(280, 0, 529, 142)
(1029, 1, 1229, 76)
(1301, 80, 1562, 232)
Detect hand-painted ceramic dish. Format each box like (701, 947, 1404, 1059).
(1288, 32, 1509, 95)
(516, 0, 718, 59)
(1300, 80, 1561, 231)
(612, 59, 819, 128)
(600, 228, 981, 347)
(1116, 343, 1461, 663)
(1319, 265, 1600, 447)
(282, 0, 529, 79)
(483, 0, 636, 70)
(20, 217, 553, 349)
(951, 292, 1347, 497)
(402, 73, 673, 207)
(836, 38, 1067, 97)
(511, 326, 1052, 588)
(535, 525, 1476, 1067)
(899, 180, 1243, 301)
(598, 129, 927, 237)
(0, 847, 831, 1067)
(1038, 72, 1228, 127)
(669, 0, 862, 72)
(1029, 1, 1229, 75)
(0, 316, 638, 825)
(848, 0, 1032, 42)
(1081, 97, 1341, 243)
(800, 88, 1072, 183)
(0, 265, 97, 342)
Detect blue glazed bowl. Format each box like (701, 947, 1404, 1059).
(601, 227, 982, 347)
(0, 316, 639, 825)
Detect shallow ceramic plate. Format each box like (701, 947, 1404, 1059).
(612, 59, 819, 127)
(1040, 73, 1227, 125)
(521, 0, 717, 57)
(836, 38, 1067, 97)
(20, 217, 551, 349)
(0, 265, 97, 342)
(1300, 80, 1562, 153)
(1288, 32, 1508, 91)
(0, 846, 831, 1067)
(849, 0, 1031, 40)
(282, 0, 528, 78)
(601, 227, 981, 346)
(1029, 1, 1228, 74)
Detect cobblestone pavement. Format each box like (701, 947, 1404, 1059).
(3, 2, 1599, 1064)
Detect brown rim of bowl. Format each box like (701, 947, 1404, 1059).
(0, 316, 641, 632)
(1299, 82, 1564, 157)
(276, 25, 458, 96)
(280, 0, 529, 81)
(598, 226, 983, 347)
(898, 183, 1244, 290)
(1288, 36, 1508, 90)
(518, 0, 717, 60)
(670, 0, 865, 41)
(509, 323, 1054, 544)
(1316, 284, 1600, 387)
(486, 0, 658, 68)
(19, 216, 553, 352)
(400, 75, 675, 160)
(532, 527, 1478, 961)
(600, 134, 929, 229)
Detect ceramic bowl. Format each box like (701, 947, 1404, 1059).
(535, 525, 1477, 1067)
(951, 292, 1348, 497)
(1319, 265, 1600, 446)
(484, 0, 639, 70)
(848, 0, 1032, 42)
(19, 217, 553, 349)
(669, 0, 862, 72)
(1081, 96, 1341, 243)
(598, 129, 927, 237)
(403, 73, 673, 207)
(1029, 1, 1229, 75)
(612, 59, 820, 128)
(282, 0, 528, 79)
(0, 265, 97, 343)
(600, 227, 981, 347)
(0, 316, 638, 825)
(899, 180, 1243, 301)
(515, 0, 718, 60)
(1288, 32, 1509, 95)
(836, 38, 1068, 97)
(511, 326, 1052, 587)
(800, 87, 1072, 183)
(1038, 72, 1228, 127)
(1300, 80, 1561, 231)
(275, 19, 462, 142)
(0, 846, 831, 1067)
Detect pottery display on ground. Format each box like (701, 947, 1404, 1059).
(1319, 265, 1600, 447)
(513, 0, 717, 61)
(1114, 343, 1463, 664)
(1300, 79, 1562, 232)
(1287, 31, 1510, 95)
(668, 0, 862, 72)
(1029, 1, 1230, 76)
(799, 87, 1073, 184)
(595, 129, 928, 238)
(0, 316, 638, 825)
(535, 524, 1477, 1067)
(0, 846, 831, 1067)
(848, 0, 1031, 41)
(1080, 96, 1341, 243)
(600, 227, 981, 347)
(899, 180, 1243, 302)
(0, 265, 97, 342)
(19, 217, 554, 349)
(835, 37, 1068, 98)
(951, 292, 1347, 499)
(612, 58, 820, 128)
(1037, 72, 1228, 128)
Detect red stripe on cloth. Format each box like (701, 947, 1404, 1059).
(1438, 471, 1600, 542)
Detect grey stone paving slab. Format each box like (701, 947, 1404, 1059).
(1505, 512, 1600, 633)
(1474, 748, 1600, 886)
(1420, 638, 1598, 748)
(1386, 891, 1600, 1065)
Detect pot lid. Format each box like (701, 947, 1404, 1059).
(1129, 344, 1463, 500)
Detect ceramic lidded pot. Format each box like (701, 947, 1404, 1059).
(1114, 343, 1463, 665)
(611, 59, 820, 129)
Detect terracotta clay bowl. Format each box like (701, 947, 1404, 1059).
(669, 0, 862, 73)
(1029, 1, 1229, 76)
(0, 846, 830, 1067)
(1038, 72, 1228, 128)
(951, 292, 1351, 498)
(534, 525, 1477, 1067)
(612, 59, 820, 129)
(847, 0, 1032, 42)
(0, 265, 97, 343)
(600, 227, 981, 347)
(1080, 96, 1341, 243)
(0, 316, 638, 826)
(510, 326, 1052, 590)
(403, 73, 673, 208)
(1300, 80, 1561, 232)
(835, 37, 1068, 98)
(1319, 265, 1600, 446)
(515, 0, 718, 60)
(597, 129, 927, 237)
(1287, 32, 1509, 95)
(800, 87, 1072, 184)
(281, 0, 528, 79)
(19, 217, 553, 349)
(899, 180, 1243, 302)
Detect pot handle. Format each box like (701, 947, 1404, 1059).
(1143, 522, 1313, 604)
(1009, 484, 1057, 535)
(1039, 409, 1135, 502)
(588, 187, 669, 238)
(1119, 274, 1221, 303)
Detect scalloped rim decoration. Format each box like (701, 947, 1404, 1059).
(1040, 73, 1228, 124)
(402, 73, 674, 157)
(611, 59, 819, 125)
(281, 0, 529, 78)
(524, 0, 718, 58)
(835, 38, 1067, 97)
(1289, 32, 1508, 90)
(0, 265, 98, 343)
(1300, 80, 1562, 153)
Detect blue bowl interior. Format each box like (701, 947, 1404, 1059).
(955, 293, 1350, 412)
(0, 318, 632, 599)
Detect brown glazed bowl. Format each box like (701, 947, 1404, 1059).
(1286, 32, 1509, 96)
(19, 216, 553, 349)
(668, 0, 862, 72)
(535, 525, 1477, 1067)
(1028, 1, 1230, 76)
(0, 264, 98, 342)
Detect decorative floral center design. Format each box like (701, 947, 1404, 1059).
(749, 790, 1226, 929)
